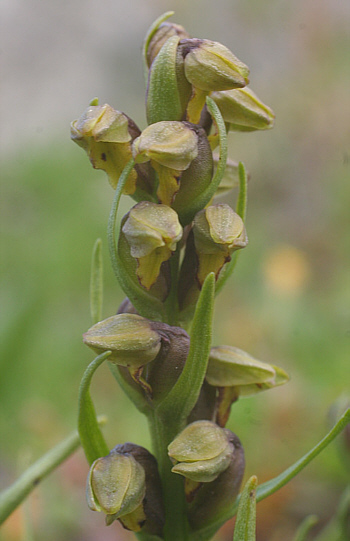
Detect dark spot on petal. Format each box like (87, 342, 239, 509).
(101, 153, 107, 161)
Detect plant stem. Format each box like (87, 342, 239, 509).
(148, 411, 189, 541)
(164, 247, 180, 326)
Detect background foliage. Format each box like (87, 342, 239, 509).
(1, 0, 349, 539)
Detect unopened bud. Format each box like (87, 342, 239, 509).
(83, 314, 161, 369)
(146, 22, 190, 67)
(112, 443, 165, 535)
(84, 315, 190, 402)
(133, 121, 198, 205)
(87, 449, 146, 528)
(193, 204, 248, 285)
(206, 346, 289, 426)
(122, 201, 182, 290)
(168, 421, 233, 483)
(87, 443, 164, 534)
(207, 345, 289, 395)
(180, 39, 249, 92)
(211, 87, 275, 132)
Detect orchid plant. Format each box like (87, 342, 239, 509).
(1, 12, 349, 541)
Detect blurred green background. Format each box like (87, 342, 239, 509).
(1, 0, 349, 540)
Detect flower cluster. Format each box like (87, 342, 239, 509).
(73, 12, 287, 539)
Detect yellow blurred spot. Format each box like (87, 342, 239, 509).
(263, 245, 311, 295)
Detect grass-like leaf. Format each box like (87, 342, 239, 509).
(215, 162, 248, 295)
(254, 408, 350, 504)
(78, 351, 111, 465)
(192, 408, 350, 541)
(107, 159, 165, 321)
(146, 35, 183, 124)
(292, 515, 318, 541)
(156, 273, 215, 424)
(142, 11, 174, 84)
(233, 476, 258, 541)
(90, 238, 103, 325)
(177, 97, 228, 225)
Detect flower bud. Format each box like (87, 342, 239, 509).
(133, 121, 198, 205)
(112, 443, 165, 535)
(87, 443, 164, 534)
(145, 322, 190, 404)
(84, 314, 190, 402)
(207, 346, 289, 393)
(188, 430, 245, 531)
(146, 22, 190, 67)
(168, 421, 233, 483)
(87, 449, 146, 528)
(211, 87, 275, 132)
(206, 346, 289, 426)
(178, 38, 249, 123)
(193, 204, 248, 286)
(180, 39, 249, 92)
(122, 201, 182, 290)
(83, 313, 161, 369)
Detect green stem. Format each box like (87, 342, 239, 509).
(0, 430, 81, 524)
(148, 411, 189, 541)
(164, 246, 180, 326)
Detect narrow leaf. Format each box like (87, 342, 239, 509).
(107, 159, 165, 321)
(146, 35, 182, 124)
(78, 351, 111, 465)
(255, 408, 350, 504)
(90, 238, 103, 324)
(142, 11, 175, 83)
(0, 430, 80, 524)
(236, 162, 248, 221)
(157, 273, 215, 422)
(215, 162, 248, 295)
(292, 515, 318, 541)
(233, 476, 258, 541)
(191, 408, 350, 541)
(178, 97, 228, 225)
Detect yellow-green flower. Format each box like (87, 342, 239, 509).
(71, 103, 138, 194)
(193, 204, 248, 285)
(133, 121, 198, 205)
(122, 201, 183, 290)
